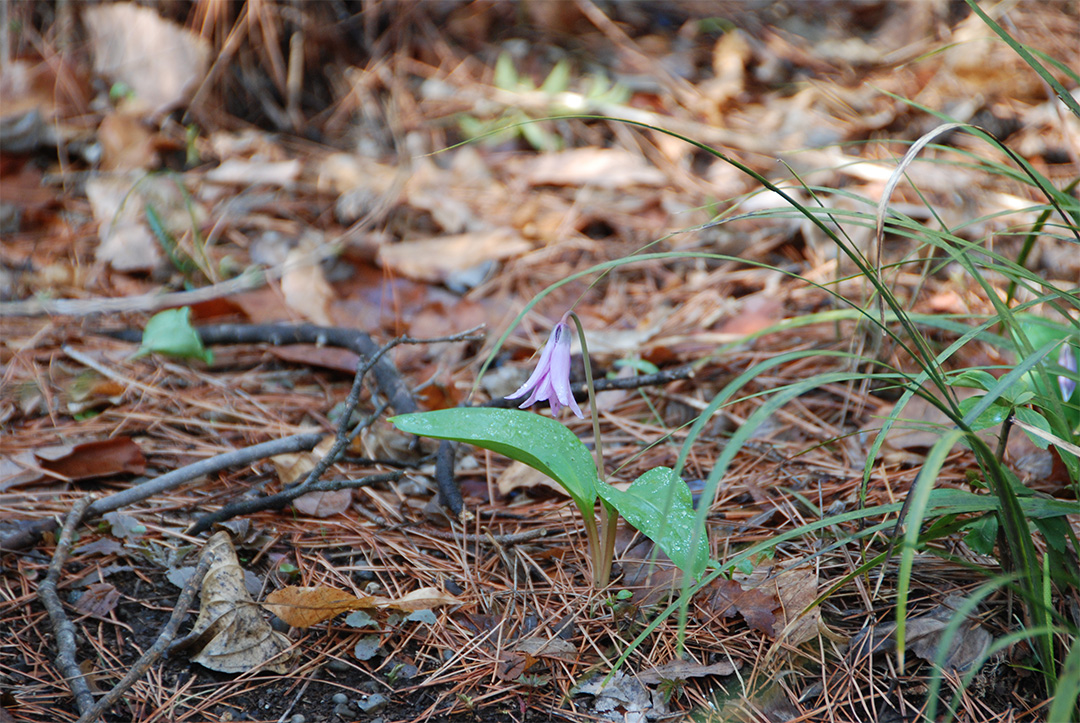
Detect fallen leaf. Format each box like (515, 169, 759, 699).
(525, 148, 666, 188)
(87, 174, 204, 272)
(269, 345, 361, 374)
(637, 658, 737, 685)
(0, 438, 146, 490)
(97, 112, 158, 171)
(263, 585, 375, 628)
(381, 586, 462, 612)
(281, 249, 335, 326)
(706, 577, 779, 636)
(103, 511, 146, 538)
(732, 565, 822, 644)
(513, 636, 577, 660)
(83, 3, 210, 117)
(205, 158, 301, 188)
(377, 229, 530, 284)
(74, 582, 121, 618)
(292, 488, 353, 518)
(849, 596, 993, 673)
(270, 451, 316, 486)
(263, 584, 461, 628)
(498, 460, 568, 498)
(178, 532, 293, 674)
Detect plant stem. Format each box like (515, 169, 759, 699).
(995, 412, 1014, 463)
(569, 312, 618, 587)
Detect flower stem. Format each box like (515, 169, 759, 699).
(569, 312, 618, 587)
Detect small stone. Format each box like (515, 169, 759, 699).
(357, 693, 388, 714)
(289, 716, 305, 723)
(331, 693, 349, 705)
(325, 658, 351, 673)
(332, 702, 356, 719)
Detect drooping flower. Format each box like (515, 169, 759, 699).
(506, 318, 583, 418)
(1059, 344, 1077, 402)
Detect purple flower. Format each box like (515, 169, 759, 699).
(1060, 344, 1077, 402)
(506, 319, 583, 418)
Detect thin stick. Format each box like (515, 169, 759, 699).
(187, 472, 402, 535)
(75, 546, 215, 723)
(37, 497, 95, 717)
(1, 433, 323, 552)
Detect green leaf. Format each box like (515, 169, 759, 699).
(540, 59, 571, 95)
(390, 408, 598, 515)
(134, 307, 213, 364)
(613, 358, 660, 375)
(596, 467, 709, 579)
(963, 514, 998, 555)
(951, 370, 997, 392)
(958, 395, 1008, 431)
(494, 52, 519, 91)
(1014, 407, 1053, 450)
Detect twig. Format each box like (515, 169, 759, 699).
(286, 327, 486, 509)
(37, 497, 95, 717)
(187, 472, 402, 534)
(75, 545, 215, 723)
(1, 433, 323, 552)
(435, 440, 463, 515)
(0, 268, 266, 317)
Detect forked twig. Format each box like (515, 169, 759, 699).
(37, 497, 95, 717)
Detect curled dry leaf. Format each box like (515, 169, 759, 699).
(179, 531, 293, 674)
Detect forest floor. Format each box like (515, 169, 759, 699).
(1, 2, 1078, 722)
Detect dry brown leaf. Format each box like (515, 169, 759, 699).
(380, 587, 463, 612)
(87, 174, 206, 272)
(83, 3, 210, 117)
(742, 566, 821, 645)
(97, 112, 158, 171)
(180, 532, 293, 674)
(525, 148, 666, 188)
(270, 451, 315, 486)
(497, 460, 567, 498)
(281, 249, 335, 326)
(205, 159, 301, 188)
(0, 437, 145, 490)
(637, 659, 737, 685)
(74, 582, 121, 618)
(377, 229, 530, 284)
(292, 487, 352, 518)
(269, 345, 361, 374)
(263, 585, 374, 628)
(707, 578, 779, 636)
(849, 597, 993, 674)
